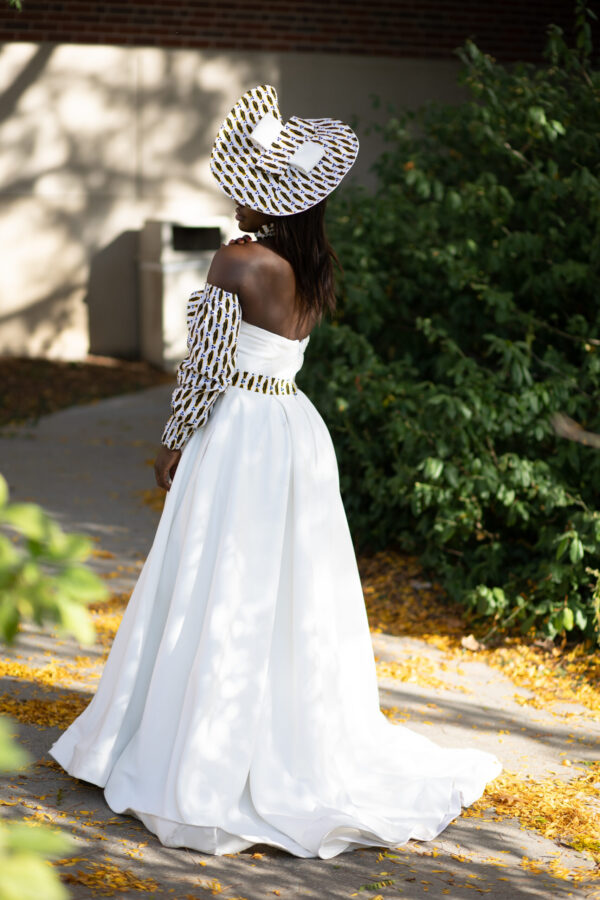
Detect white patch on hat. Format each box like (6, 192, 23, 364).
(288, 141, 325, 175)
(250, 113, 283, 151)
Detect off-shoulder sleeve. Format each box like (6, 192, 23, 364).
(161, 284, 241, 450)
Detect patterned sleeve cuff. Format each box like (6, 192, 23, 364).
(160, 284, 241, 450)
(160, 416, 194, 451)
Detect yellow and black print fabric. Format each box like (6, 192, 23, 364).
(210, 84, 359, 217)
(161, 284, 241, 450)
(230, 370, 297, 395)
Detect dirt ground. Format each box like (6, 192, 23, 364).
(0, 355, 174, 428)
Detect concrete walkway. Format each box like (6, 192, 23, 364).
(1, 386, 599, 899)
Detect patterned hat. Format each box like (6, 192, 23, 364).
(210, 84, 359, 216)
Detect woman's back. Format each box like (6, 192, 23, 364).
(207, 240, 317, 342)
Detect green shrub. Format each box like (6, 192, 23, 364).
(0, 472, 108, 900)
(300, 3, 600, 641)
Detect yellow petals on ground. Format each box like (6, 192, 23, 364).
(360, 550, 600, 717)
(0, 694, 89, 729)
(0, 657, 97, 689)
(56, 858, 160, 895)
(138, 487, 166, 513)
(375, 656, 471, 694)
(196, 877, 228, 894)
(465, 763, 600, 871)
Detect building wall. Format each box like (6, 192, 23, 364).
(0, 0, 579, 62)
(0, 43, 465, 360)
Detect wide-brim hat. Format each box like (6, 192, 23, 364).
(210, 84, 359, 217)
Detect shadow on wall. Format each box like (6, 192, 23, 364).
(0, 43, 54, 132)
(86, 231, 139, 360)
(0, 282, 83, 357)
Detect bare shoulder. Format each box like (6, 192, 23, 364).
(206, 243, 249, 294)
(207, 241, 290, 294)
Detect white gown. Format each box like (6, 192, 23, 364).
(49, 316, 502, 859)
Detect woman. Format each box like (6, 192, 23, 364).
(50, 85, 501, 859)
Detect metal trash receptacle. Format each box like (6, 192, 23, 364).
(139, 220, 223, 372)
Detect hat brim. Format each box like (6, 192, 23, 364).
(210, 84, 359, 216)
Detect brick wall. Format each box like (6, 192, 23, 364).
(0, 1, 585, 62)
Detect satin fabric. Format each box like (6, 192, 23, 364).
(49, 320, 502, 858)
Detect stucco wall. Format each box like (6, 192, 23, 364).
(0, 43, 465, 360)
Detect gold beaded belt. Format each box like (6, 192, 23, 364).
(230, 370, 298, 395)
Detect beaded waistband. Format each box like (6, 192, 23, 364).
(230, 370, 298, 395)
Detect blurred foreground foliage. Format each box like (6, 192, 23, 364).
(0, 472, 107, 900)
(301, 3, 600, 643)
(0, 475, 107, 646)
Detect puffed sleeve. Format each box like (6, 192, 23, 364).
(161, 283, 241, 450)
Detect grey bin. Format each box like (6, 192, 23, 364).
(139, 220, 222, 372)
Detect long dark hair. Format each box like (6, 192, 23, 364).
(271, 198, 339, 325)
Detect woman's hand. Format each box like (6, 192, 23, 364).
(154, 445, 182, 491)
(227, 235, 253, 246)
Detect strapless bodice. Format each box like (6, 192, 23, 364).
(235, 320, 310, 380)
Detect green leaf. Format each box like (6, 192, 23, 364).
(56, 598, 97, 646)
(0, 717, 31, 771)
(569, 537, 584, 564)
(54, 566, 108, 602)
(528, 106, 547, 126)
(0, 851, 71, 900)
(0, 474, 8, 508)
(446, 190, 462, 210)
(1, 821, 74, 855)
(556, 535, 569, 561)
(0, 535, 20, 567)
(492, 587, 507, 608)
(424, 458, 444, 480)
(0, 599, 20, 644)
(1, 504, 51, 542)
(46, 532, 92, 562)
